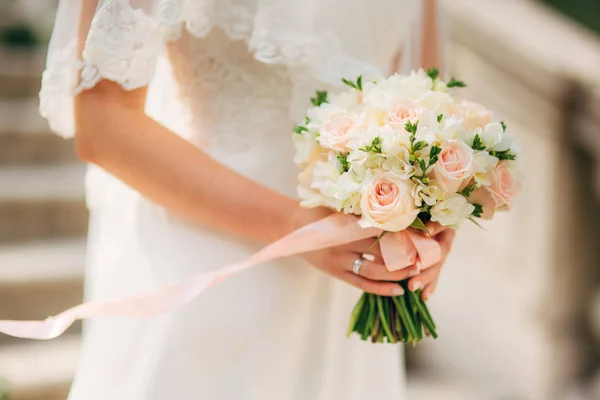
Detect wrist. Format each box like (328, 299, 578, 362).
(279, 205, 332, 240)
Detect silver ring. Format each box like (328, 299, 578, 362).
(352, 257, 364, 276)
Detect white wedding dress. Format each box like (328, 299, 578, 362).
(40, 0, 429, 398)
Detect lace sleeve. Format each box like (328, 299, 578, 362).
(40, 0, 166, 138)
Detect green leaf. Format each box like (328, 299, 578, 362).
(427, 67, 440, 81)
(342, 78, 357, 89)
(437, 114, 443, 123)
(500, 121, 507, 132)
(468, 217, 486, 230)
(310, 90, 328, 106)
(447, 77, 467, 88)
(459, 183, 478, 198)
(418, 158, 427, 172)
(490, 149, 516, 160)
(428, 146, 442, 166)
(305, 116, 311, 124)
(293, 124, 308, 134)
(357, 75, 363, 91)
(337, 152, 350, 172)
(471, 203, 484, 218)
(471, 134, 486, 151)
(410, 217, 430, 235)
(360, 136, 383, 153)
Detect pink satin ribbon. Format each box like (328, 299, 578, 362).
(0, 214, 441, 340)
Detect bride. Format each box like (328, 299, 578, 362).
(40, 0, 454, 398)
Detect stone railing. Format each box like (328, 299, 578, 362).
(410, 1, 600, 400)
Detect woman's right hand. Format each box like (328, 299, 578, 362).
(292, 207, 420, 296)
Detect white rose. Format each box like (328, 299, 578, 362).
(316, 111, 361, 152)
(411, 179, 444, 207)
(385, 100, 424, 129)
(473, 151, 499, 187)
(430, 194, 475, 227)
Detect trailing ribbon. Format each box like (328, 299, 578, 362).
(0, 214, 441, 340)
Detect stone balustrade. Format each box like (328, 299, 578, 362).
(409, 1, 600, 399)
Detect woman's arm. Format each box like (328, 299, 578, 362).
(420, 0, 440, 71)
(75, 83, 299, 244)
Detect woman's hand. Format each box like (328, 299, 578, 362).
(407, 222, 456, 301)
(292, 208, 421, 297)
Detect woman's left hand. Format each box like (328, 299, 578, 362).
(407, 222, 456, 301)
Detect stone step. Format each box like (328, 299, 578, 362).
(0, 335, 80, 400)
(0, 238, 85, 346)
(0, 164, 88, 243)
(0, 99, 77, 165)
(0, 47, 44, 99)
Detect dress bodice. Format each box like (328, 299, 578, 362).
(162, 29, 294, 153)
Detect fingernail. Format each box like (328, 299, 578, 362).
(411, 281, 422, 292)
(392, 287, 405, 295)
(362, 253, 376, 262)
(416, 260, 423, 270)
(408, 268, 419, 277)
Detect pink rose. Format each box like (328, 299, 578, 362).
(468, 187, 496, 220)
(432, 141, 475, 194)
(486, 161, 518, 208)
(318, 112, 359, 152)
(387, 100, 421, 128)
(450, 101, 492, 131)
(360, 172, 419, 231)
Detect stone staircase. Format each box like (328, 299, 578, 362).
(0, 51, 85, 400)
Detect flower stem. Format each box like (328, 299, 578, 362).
(376, 296, 396, 344)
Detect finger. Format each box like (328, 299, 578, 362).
(407, 264, 441, 292)
(341, 272, 405, 296)
(437, 229, 456, 256)
(421, 280, 438, 301)
(345, 255, 419, 282)
(425, 221, 446, 237)
(340, 238, 383, 259)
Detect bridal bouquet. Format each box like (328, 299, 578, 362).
(293, 68, 520, 344)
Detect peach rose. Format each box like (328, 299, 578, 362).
(486, 161, 518, 208)
(317, 112, 359, 152)
(450, 101, 492, 131)
(468, 187, 496, 220)
(432, 141, 475, 194)
(387, 100, 421, 128)
(359, 172, 419, 231)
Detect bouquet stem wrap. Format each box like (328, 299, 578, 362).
(0, 214, 440, 342)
